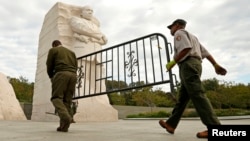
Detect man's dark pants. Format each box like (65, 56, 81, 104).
(166, 57, 220, 128)
(51, 71, 77, 130)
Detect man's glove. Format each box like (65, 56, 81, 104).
(214, 64, 227, 75)
(166, 60, 176, 71)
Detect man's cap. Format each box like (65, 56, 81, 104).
(167, 19, 187, 29)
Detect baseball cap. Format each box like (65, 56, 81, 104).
(167, 19, 187, 29)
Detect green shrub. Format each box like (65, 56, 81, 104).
(126, 109, 250, 118)
(126, 111, 171, 118)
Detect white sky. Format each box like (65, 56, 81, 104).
(0, 0, 249, 85)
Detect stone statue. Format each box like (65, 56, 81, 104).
(32, 2, 117, 122)
(69, 5, 108, 98)
(70, 6, 108, 57)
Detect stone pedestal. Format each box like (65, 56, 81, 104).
(0, 72, 26, 120)
(31, 2, 118, 122)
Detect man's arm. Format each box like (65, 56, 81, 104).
(206, 55, 227, 75)
(70, 17, 103, 40)
(46, 50, 54, 78)
(174, 48, 191, 63)
(166, 48, 191, 71)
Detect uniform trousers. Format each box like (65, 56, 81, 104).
(51, 71, 77, 127)
(166, 57, 220, 128)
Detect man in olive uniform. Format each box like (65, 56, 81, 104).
(158, 19, 227, 138)
(46, 40, 77, 132)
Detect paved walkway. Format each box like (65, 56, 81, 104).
(0, 116, 250, 141)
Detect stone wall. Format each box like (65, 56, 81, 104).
(20, 103, 32, 120)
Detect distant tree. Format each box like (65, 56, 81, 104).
(203, 78, 220, 91)
(106, 80, 128, 91)
(153, 89, 176, 107)
(8, 76, 34, 103)
(132, 87, 155, 107)
(108, 93, 126, 105)
(220, 83, 250, 109)
(106, 80, 128, 104)
(206, 91, 224, 109)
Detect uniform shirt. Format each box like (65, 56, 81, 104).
(46, 45, 78, 78)
(173, 29, 211, 62)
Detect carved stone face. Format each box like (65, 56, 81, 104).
(81, 6, 93, 20)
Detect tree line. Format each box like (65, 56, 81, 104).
(8, 76, 250, 109)
(107, 78, 250, 109)
(8, 76, 34, 103)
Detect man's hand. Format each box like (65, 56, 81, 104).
(166, 60, 176, 71)
(214, 64, 227, 75)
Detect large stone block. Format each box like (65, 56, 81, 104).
(31, 2, 118, 122)
(0, 72, 26, 120)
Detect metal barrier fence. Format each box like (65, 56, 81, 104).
(73, 33, 177, 99)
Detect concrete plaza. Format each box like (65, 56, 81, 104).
(0, 116, 249, 141)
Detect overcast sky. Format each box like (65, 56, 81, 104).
(0, 0, 249, 85)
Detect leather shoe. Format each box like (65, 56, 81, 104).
(159, 120, 175, 134)
(57, 126, 68, 132)
(196, 130, 208, 138)
(57, 119, 71, 132)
